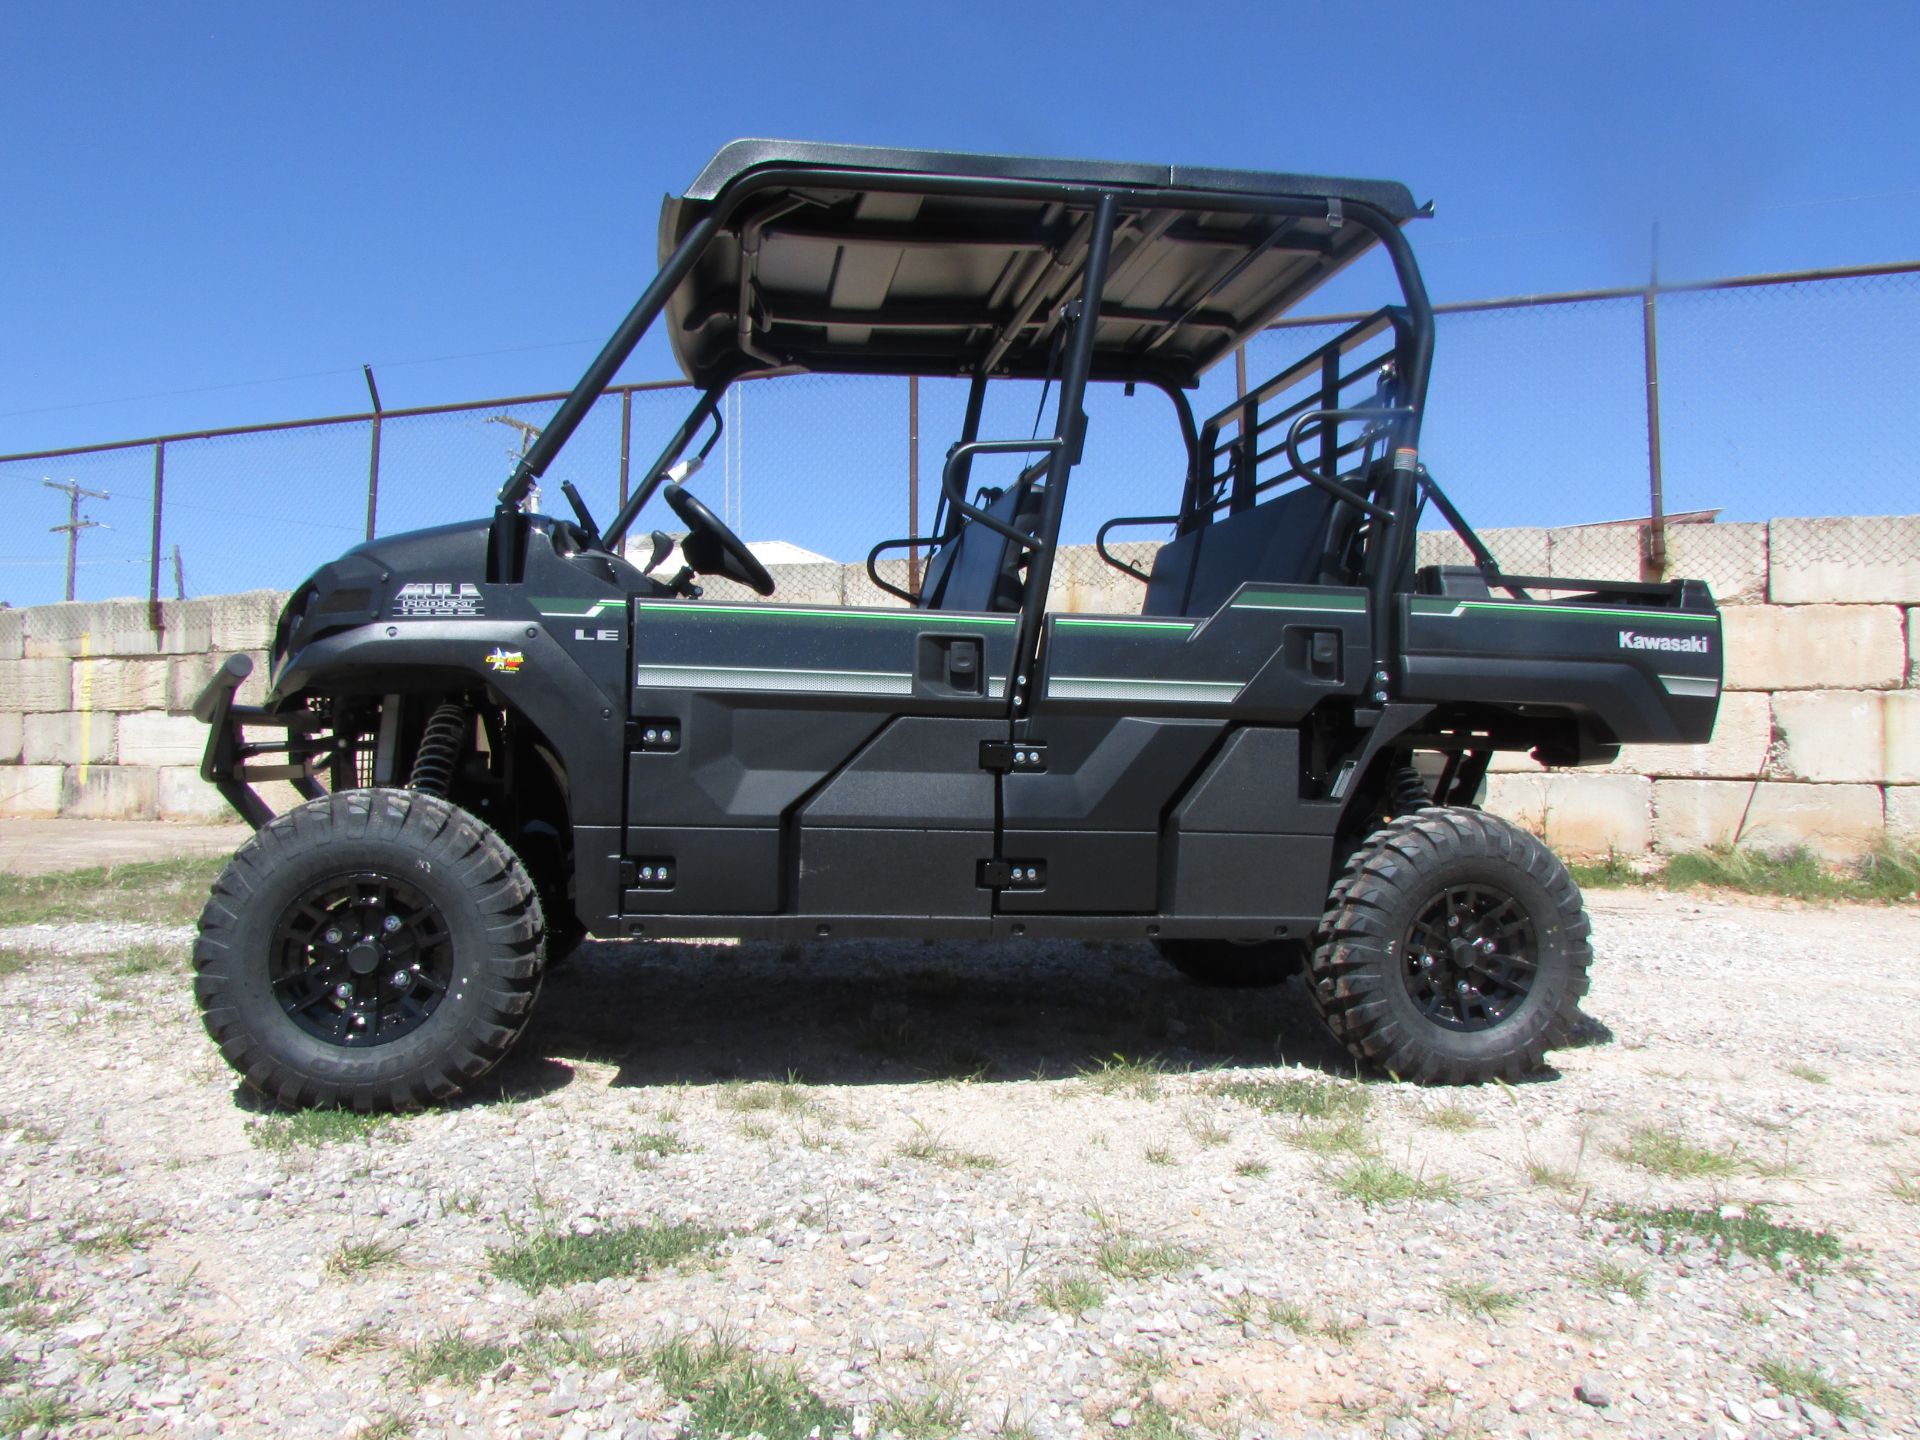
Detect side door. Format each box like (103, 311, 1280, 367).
(1003, 581, 1371, 919)
(622, 596, 1017, 927)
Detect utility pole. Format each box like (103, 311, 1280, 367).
(45, 478, 108, 603)
(172, 543, 186, 600)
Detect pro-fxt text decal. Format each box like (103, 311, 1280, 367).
(393, 581, 484, 618)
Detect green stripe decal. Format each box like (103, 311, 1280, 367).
(635, 602, 1016, 626)
(533, 597, 623, 618)
(1047, 676, 1242, 702)
(1233, 589, 1367, 611)
(1054, 617, 1196, 633)
(1410, 599, 1718, 625)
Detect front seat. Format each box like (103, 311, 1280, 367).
(917, 478, 1044, 613)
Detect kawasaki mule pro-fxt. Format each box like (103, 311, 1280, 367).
(192, 141, 1720, 1108)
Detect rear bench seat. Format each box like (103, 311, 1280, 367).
(1142, 482, 1361, 618)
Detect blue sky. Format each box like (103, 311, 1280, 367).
(1, 3, 1916, 601)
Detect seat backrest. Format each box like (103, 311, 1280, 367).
(919, 480, 1041, 612)
(1142, 482, 1361, 618)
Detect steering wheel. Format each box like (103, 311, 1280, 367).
(663, 482, 776, 596)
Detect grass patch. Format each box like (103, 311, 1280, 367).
(613, 1129, 690, 1166)
(1232, 1158, 1271, 1179)
(1325, 1158, 1459, 1207)
(877, 1390, 966, 1440)
(1603, 1204, 1843, 1276)
(1570, 843, 1920, 903)
(1269, 1302, 1362, 1343)
(1784, 1062, 1830, 1085)
(1095, 1232, 1199, 1281)
(0, 1390, 79, 1435)
(1143, 1144, 1174, 1166)
(1183, 1112, 1232, 1148)
(489, 1219, 725, 1293)
(1886, 1169, 1920, 1205)
(897, 1122, 999, 1172)
(107, 943, 186, 977)
(1610, 1124, 1743, 1178)
(652, 1331, 850, 1440)
(1578, 1259, 1649, 1301)
(404, 1328, 507, 1386)
(69, 1219, 160, 1256)
(0, 855, 228, 927)
(1421, 1102, 1481, 1131)
(1441, 1279, 1521, 1320)
(1076, 1054, 1168, 1100)
(1757, 1359, 1860, 1419)
(1283, 1119, 1375, 1157)
(0, 948, 32, 980)
(1214, 1076, 1370, 1120)
(247, 1108, 398, 1151)
(1035, 1271, 1104, 1319)
(325, 1239, 402, 1278)
(314, 1324, 389, 1362)
(716, 1079, 812, 1116)
(1567, 851, 1648, 888)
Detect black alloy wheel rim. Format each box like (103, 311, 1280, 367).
(269, 872, 454, 1047)
(1401, 883, 1538, 1031)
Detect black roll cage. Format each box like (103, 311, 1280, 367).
(488, 162, 1439, 695)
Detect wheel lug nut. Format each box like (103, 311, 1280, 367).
(323, 928, 344, 945)
(382, 915, 402, 933)
(334, 983, 353, 999)
(389, 970, 410, 989)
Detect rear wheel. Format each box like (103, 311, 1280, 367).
(1308, 807, 1590, 1084)
(1154, 937, 1308, 989)
(193, 788, 545, 1110)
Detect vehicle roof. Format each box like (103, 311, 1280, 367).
(660, 140, 1421, 390)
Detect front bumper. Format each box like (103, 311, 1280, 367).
(194, 655, 328, 829)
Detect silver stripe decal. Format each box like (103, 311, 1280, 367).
(1047, 676, 1242, 703)
(635, 664, 912, 696)
(1657, 674, 1720, 698)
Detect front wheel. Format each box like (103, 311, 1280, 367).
(1308, 807, 1590, 1084)
(193, 788, 546, 1110)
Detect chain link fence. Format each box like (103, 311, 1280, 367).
(3, 262, 1915, 626)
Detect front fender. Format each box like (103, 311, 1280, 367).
(276, 619, 624, 827)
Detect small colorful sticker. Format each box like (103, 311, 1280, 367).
(485, 647, 524, 674)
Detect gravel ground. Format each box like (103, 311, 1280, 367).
(2, 889, 1917, 1440)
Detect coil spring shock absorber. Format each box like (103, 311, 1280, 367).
(1389, 763, 1433, 816)
(408, 703, 468, 796)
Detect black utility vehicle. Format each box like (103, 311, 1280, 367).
(193, 141, 1722, 1108)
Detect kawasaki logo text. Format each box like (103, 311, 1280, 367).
(1618, 630, 1710, 654)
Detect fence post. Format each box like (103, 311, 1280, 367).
(1641, 227, 1667, 575)
(907, 376, 921, 595)
(363, 364, 384, 542)
(147, 441, 166, 630)
(618, 388, 633, 511)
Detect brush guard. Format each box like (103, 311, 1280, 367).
(194, 655, 332, 830)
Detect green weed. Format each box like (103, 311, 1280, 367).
(1610, 1124, 1743, 1178)
(1441, 1279, 1520, 1319)
(489, 1219, 725, 1293)
(325, 1239, 402, 1278)
(1603, 1204, 1843, 1275)
(1077, 1054, 1168, 1100)
(1095, 1232, 1199, 1281)
(404, 1328, 507, 1385)
(247, 1109, 397, 1151)
(651, 1331, 850, 1440)
(1214, 1076, 1370, 1120)
(1756, 1359, 1860, 1419)
(1035, 1272, 1104, 1319)
(1326, 1158, 1459, 1207)
(1578, 1259, 1649, 1300)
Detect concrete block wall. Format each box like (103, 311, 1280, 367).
(0, 593, 281, 822)
(3, 516, 1916, 857)
(1478, 515, 1920, 859)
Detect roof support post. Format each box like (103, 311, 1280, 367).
(1009, 189, 1120, 715)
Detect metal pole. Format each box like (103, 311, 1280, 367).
(1235, 344, 1247, 398)
(618, 388, 633, 510)
(44, 478, 108, 604)
(149, 442, 166, 627)
(172, 543, 185, 600)
(907, 376, 921, 595)
(1642, 223, 1667, 574)
(363, 364, 384, 542)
